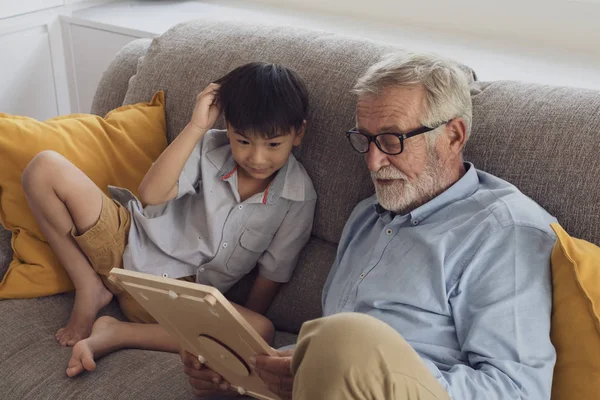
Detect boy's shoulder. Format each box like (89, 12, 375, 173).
(282, 155, 317, 202)
(200, 129, 231, 172)
(202, 129, 229, 152)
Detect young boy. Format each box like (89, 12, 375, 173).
(21, 62, 316, 377)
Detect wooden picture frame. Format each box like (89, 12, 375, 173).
(109, 268, 279, 400)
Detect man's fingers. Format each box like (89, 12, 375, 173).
(275, 388, 294, 400)
(188, 376, 216, 391)
(256, 368, 294, 393)
(253, 354, 293, 375)
(183, 366, 222, 381)
(180, 351, 200, 369)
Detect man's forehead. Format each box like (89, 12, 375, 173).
(355, 101, 418, 132)
(355, 86, 425, 131)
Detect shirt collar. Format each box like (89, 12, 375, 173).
(211, 145, 306, 205)
(374, 162, 478, 223)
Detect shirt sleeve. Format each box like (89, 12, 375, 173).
(432, 224, 556, 400)
(176, 140, 203, 199)
(257, 198, 317, 283)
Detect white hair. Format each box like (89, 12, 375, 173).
(352, 52, 473, 144)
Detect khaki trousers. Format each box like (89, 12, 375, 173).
(291, 313, 451, 400)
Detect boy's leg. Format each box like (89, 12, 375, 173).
(232, 303, 275, 345)
(67, 302, 275, 377)
(21, 151, 113, 346)
(67, 316, 180, 377)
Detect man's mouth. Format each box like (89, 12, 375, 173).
(376, 179, 396, 185)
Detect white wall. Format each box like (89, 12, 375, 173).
(252, 0, 600, 59)
(0, 0, 122, 120)
(0, 0, 62, 19)
(0, 0, 99, 19)
(0, 24, 60, 120)
(2, 0, 600, 120)
(62, 23, 139, 113)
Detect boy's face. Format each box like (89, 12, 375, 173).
(226, 122, 305, 181)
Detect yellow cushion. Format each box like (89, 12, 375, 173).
(0, 92, 167, 298)
(550, 223, 600, 400)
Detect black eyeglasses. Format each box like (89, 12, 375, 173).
(346, 121, 449, 155)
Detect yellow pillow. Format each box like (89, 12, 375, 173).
(550, 223, 600, 400)
(0, 92, 167, 298)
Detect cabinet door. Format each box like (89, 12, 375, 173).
(66, 24, 139, 113)
(0, 26, 58, 120)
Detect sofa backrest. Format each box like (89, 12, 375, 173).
(86, 20, 600, 334)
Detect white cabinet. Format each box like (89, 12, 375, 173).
(63, 23, 139, 113)
(0, 26, 59, 120)
(0, 0, 62, 19)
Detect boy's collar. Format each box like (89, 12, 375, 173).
(210, 145, 305, 204)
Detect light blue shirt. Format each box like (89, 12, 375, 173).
(322, 163, 557, 400)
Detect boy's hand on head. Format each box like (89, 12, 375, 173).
(190, 83, 221, 132)
(180, 350, 236, 396)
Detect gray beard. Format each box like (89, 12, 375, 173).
(373, 151, 450, 215)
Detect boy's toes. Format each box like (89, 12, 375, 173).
(81, 352, 97, 373)
(66, 354, 85, 377)
(66, 362, 84, 378)
(56, 326, 88, 347)
(66, 340, 96, 377)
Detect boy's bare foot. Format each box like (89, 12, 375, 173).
(56, 284, 113, 346)
(66, 316, 122, 377)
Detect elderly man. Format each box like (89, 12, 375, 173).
(182, 52, 557, 400)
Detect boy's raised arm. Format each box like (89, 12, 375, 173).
(138, 83, 221, 205)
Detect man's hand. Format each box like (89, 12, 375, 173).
(251, 349, 295, 400)
(190, 83, 221, 131)
(180, 350, 236, 397)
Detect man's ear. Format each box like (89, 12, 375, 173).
(292, 120, 307, 146)
(446, 118, 467, 154)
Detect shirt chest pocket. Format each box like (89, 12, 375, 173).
(226, 229, 274, 274)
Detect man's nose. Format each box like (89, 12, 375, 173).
(365, 142, 390, 172)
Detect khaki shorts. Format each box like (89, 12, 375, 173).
(71, 193, 193, 323)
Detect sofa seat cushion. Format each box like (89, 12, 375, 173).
(0, 294, 193, 399)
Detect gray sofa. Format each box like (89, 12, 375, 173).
(1, 20, 599, 399)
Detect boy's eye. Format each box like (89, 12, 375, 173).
(268, 142, 282, 148)
(237, 139, 250, 145)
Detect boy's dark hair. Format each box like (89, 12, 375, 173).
(214, 62, 309, 139)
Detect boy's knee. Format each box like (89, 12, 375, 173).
(256, 317, 275, 345)
(21, 150, 65, 190)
